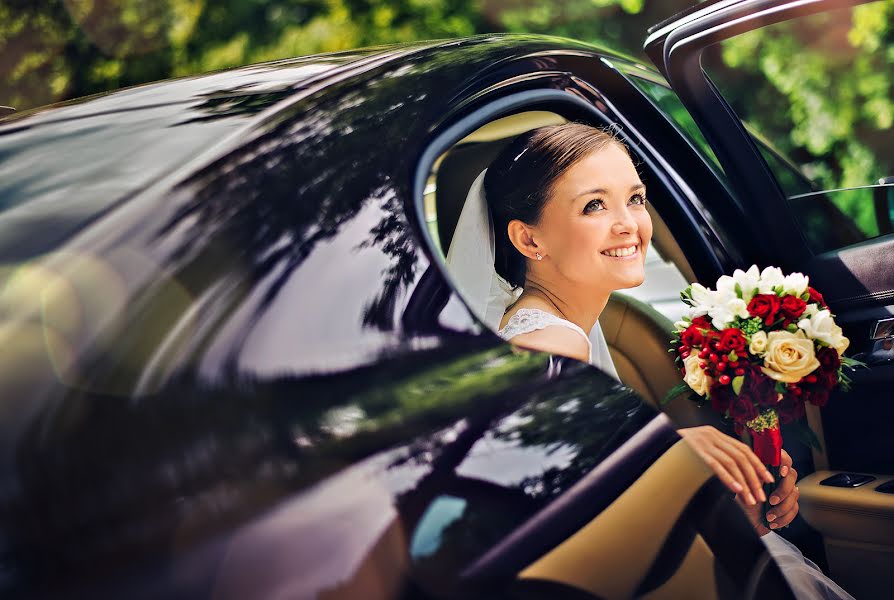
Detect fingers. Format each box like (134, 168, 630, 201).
(769, 466, 797, 506)
(779, 449, 793, 478)
(699, 455, 742, 496)
(767, 486, 800, 529)
(724, 438, 773, 502)
(712, 448, 760, 505)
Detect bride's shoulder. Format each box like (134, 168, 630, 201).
(498, 297, 556, 329)
(498, 303, 590, 364)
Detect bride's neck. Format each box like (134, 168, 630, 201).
(522, 274, 610, 334)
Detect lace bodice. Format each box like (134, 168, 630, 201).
(497, 308, 593, 363)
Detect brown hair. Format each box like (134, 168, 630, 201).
(483, 123, 630, 288)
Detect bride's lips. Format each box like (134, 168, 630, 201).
(600, 243, 641, 259)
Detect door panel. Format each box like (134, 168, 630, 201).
(645, 1, 893, 597)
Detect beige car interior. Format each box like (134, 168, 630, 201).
(430, 110, 893, 598)
(520, 440, 720, 600)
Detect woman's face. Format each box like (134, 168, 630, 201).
(533, 143, 652, 291)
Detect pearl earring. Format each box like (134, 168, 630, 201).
(535, 252, 543, 261)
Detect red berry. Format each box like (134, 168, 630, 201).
(805, 375, 817, 383)
(699, 348, 710, 359)
(719, 374, 731, 385)
(717, 362, 727, 371)
(699, 362, 707, 370)
(709, 353, 719, 363)
(735, 368, 746, 376)
(681, 351, 690, 359)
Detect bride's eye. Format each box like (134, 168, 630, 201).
(583, 199, 606, 213)
(628, 193, 647, 206)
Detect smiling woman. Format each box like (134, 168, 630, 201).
(484, 124, 653, 365)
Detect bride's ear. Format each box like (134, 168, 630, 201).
(507, 219, 543, 260)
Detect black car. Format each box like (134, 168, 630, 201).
(1, 0, 892, 598)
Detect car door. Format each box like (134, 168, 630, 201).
(645, 1, 894, 597)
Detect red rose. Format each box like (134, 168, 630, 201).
(747, 294, 781, 323)
(816, 346, 841, 373)
(691, 316, 711, 329)
(781, 296, 807, 320)
(742, 368, 777, 407)
(716, 328, 747, 353)
(807, 286, 827, 308)
(703, 328, 722, 349)
(776, 395, 806, 424)
(729, 396, 759, 424)
(681, 324, 706, 348)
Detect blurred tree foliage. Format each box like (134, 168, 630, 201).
(701, 0, 894, 235)
(1, 0, 892, 195)
(1, 0, 692, 111)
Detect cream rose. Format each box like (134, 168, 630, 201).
(683, 353, 711, 396)
(749, 330, 769, 356)
(760, 330, 820, 383)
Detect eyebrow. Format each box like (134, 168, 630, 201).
(573, 183, 646, 200)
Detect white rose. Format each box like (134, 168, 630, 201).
(759, 266, 785, 294)
(783, 272, 810, 296)
(798, 310, 849, 354)
(749, 330, 769, 356)
(683, 353, 711, 396)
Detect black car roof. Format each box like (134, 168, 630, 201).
(0, 35, 655, 264)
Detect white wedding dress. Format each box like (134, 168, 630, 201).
(446, 169, 855, 600)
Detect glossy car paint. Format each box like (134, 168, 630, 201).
(0, 37, 700, 598)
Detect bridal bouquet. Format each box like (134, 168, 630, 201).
(665, 265, 861, 525)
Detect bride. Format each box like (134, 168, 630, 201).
(446, 122, 854, 599)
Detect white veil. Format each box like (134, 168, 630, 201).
(445, 169, 619, 381)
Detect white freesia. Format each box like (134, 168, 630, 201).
(758, 266, 785, 294)
(674, 320, 689, 333)
(798, 310, 850, 354)
(687, 283, 715, 317)
(727, 265, 761, 302)
(783, 271, 810, 296)
(707, 290, 750, 329)
(683, 353, 711, 396)
(803, 303, 819, 318)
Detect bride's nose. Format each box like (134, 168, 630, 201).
(611, 207, 638, 235)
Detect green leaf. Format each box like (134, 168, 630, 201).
(789, 419, 823, 453)
(841, 356, 869, 370)
(728, 351, 738, 362)
(661, 382, 693, 406)
(732, 375, 744, 395)
(735, 282, 743, 299)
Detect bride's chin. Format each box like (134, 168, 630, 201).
(613, 272, 646, 290)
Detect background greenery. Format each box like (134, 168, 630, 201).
(2, 0, 892, 202)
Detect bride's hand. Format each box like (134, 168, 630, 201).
(679, 425, 774, 506)
(739, 450, 799, 536)
(736, 450, 801, 535)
